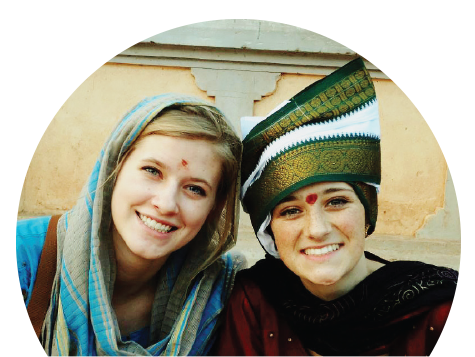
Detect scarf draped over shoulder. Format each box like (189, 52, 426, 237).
(41, 94, 244, 355)
(244, 253, 457, 355)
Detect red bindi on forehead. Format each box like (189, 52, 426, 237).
(305, 193, 318, 205)
(181, 159, 188, 167)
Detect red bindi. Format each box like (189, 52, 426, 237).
(181, 159, 188, 167)
(306, 193, 318, 205)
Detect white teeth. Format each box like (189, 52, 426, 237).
(304, 244, 340, 256)
(139, 214, 173, 233)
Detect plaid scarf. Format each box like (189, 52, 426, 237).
(41, 94, 243, 355)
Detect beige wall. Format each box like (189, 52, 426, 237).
(18, 63, 451, 233)
(19, 64, 211, 215)
(18, 62, 459, 268)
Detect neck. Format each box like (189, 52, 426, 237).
(112, 234, 168, 299)
(114, 256, 163, 297)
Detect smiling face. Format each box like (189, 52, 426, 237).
(111, 134, 222, 266)
(270, 181, 368, 298)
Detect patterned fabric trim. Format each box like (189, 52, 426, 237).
(242, 58, 376, 183)
(241, 99, 380, 201)
(244, 136, 381, 231)
(370, 263, 458, 320)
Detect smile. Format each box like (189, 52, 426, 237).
(303, 244, 340, 256)
(139, 213, 176, 233)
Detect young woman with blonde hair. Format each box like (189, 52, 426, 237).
(17, 94, 243, 355)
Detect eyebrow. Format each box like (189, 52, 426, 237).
(323, 187, 354, 194)
(142, 158, 213, 190)
(277, 195, 298, 205)
(276, 187, 354, 205)
(189, 177, 213, 190)
(143, 158, 169, 170)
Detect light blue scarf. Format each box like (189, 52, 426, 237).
(41, 94, 243, 355)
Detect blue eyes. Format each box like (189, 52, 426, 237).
(143, 166, 160, 176)
(142, 166, 206, 197)
(280, 208, 301, 217)
(187, 186, 206, 197)
(328, 198, 349, 207)
(277, 197, 350, 217)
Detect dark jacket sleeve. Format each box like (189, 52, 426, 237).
(213, 276, 266, 355)
(212, 275, 308, 356)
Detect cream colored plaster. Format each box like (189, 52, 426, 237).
(375, 79, 446, 236)
(19, 63, 212, 216)
(253, 73, 447, 237)
(254, 74, 323, 116)
(20, 65, 449, 239)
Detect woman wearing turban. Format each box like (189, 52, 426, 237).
(214, 58, 457, 356)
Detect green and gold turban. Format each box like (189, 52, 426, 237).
(241, 57, 381, 257)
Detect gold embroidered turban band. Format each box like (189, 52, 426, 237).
(240, 58, 381, 257)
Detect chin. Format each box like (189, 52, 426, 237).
(311, 276, 340, 286)
(306, 269, 344, 286)
(129, 243, 164, 261)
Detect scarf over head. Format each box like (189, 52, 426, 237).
(41, 94, 243, 355)
(240, 58, 380, 257)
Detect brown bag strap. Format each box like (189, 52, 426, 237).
(26, 214, 61, 339)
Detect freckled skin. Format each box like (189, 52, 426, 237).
(306, 193, 318, 205)
(271, 182, 369, 298)
(182, 159, 188, 167)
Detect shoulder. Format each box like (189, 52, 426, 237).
(226, 268, 262, 306)
(16, 216, 51, 305)
(224, 262, 277, 316)
(217, 264, 268, 321)
(394, 300, 453, 355)
(218, 261, 308, 356)
(422, 300, 453, 333)
(365, 255, 458, 288)
(233, 258, 277, 291)
(206, 251, 248, 287)
(362, 257, 457, 331)
(403, 300, 453, 334)
(17, 215, 51, 236)
(221, 251, 248, 273)
(17, 216, 51, 260)
(228, 258, 289, 315)
(420, 301, 453, 355)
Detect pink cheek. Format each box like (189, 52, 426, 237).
(305, 194, 318, 205)
(338, 218, 362, 239)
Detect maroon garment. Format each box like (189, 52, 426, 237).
(213, 275, 452, 356)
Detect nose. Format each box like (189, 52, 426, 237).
(304, 206, 331, 240)
(150, 183, 179, 215)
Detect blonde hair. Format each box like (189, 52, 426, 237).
(115, 104, 241, 232)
